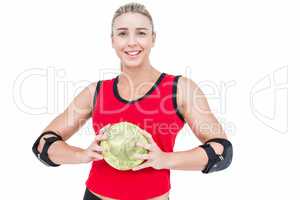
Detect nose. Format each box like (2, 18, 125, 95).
(127, 34, 138, 46)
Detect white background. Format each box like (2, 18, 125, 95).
(0, 0, 299, 199)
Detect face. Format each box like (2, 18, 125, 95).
(111, 12, 155, 68)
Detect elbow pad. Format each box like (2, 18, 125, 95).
(32, 131, 63, 167)
(199, 138, 233, 174)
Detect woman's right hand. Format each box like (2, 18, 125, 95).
(79, 123, 111, 163)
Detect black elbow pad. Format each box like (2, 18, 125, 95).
(200, 138, 233, 173)
(32, 131, 63, 167)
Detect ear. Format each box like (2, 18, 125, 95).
(152, 32, 156, 46)
(111, 35, 114, 48)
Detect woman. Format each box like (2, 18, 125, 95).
(32, 3, 233, 200)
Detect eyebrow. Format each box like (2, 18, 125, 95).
(116, 27, 150, 31)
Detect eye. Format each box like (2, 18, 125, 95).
(117, 32, 127, 37)
(137, 31, 146, 36)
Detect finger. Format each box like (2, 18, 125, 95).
(98, 123, 111, 134)
(133, 153, 151, 160)
(89, 151, 103, 161)
(140, 130, 155, 143)
(132, 161, 152, 171)
(91, 143, 102, 152)
(96, 133, 109, 142)
(96, 126, 111, 141)
(135, 142, 153, 151)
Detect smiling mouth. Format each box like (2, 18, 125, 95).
(124, 50, 142, 57)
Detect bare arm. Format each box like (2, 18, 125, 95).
(167, 76, 228, 171)
(35, 82, 105, 165)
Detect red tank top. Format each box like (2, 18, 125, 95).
(86, 72, 185, 200)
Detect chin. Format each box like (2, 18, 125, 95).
(123, 63, 142, 69)
(122, 60, 145, 68)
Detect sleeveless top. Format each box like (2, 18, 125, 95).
(86, 72, 186, 200)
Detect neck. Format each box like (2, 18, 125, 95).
(119, 61, 161, 86)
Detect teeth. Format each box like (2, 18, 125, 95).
(126, 51, 140, 56)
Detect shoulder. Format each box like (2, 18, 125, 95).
(86, 78, 112, 96)
(85, 81, 98, 100)
(177, 76, 201, 91)
(73, 82, 98, 110)
(88, 81, 98, 92)
(167, 73, 200, 90)
(87, 78, 114, 109)
(70, 81, 102, 112)
(176, 75, 206, 107)
(87, 77, 115, 96)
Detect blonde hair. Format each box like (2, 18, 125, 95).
(111, 2, 154, 36)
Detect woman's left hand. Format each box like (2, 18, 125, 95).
(132, 130, 170, 171)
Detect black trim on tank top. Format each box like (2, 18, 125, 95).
(113, 72, 166, 104)
(173, 75, 185, 122)
(93, 80, 102, 109)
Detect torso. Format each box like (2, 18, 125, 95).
(87, 72, 184, 200)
